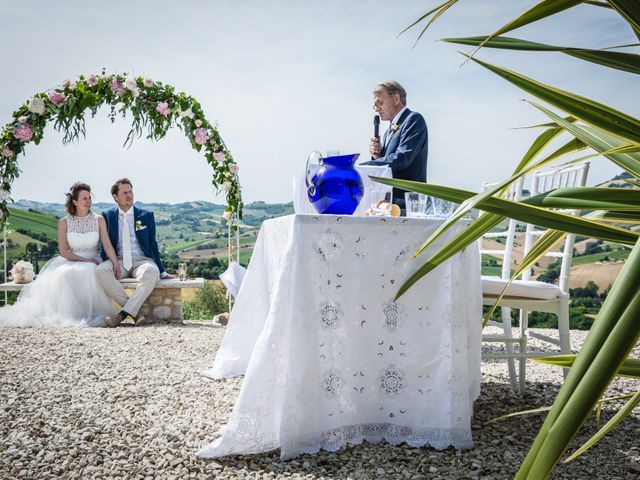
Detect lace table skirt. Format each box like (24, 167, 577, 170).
(199, 214, 482, 459)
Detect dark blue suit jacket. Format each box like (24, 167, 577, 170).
(361, 108, 428, 207)
(100, 205, 165, 274)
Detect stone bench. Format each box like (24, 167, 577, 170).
(0, 278, 205, 323)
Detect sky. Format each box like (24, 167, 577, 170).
(1, 0, 638, 204)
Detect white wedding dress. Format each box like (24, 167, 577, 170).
(0, 213, 115, 327)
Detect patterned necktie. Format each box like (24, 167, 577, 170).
(121, 213, 133, 270)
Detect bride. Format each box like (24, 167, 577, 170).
(0, 182, 120, 327)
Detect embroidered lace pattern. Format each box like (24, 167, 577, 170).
(65, 213, 100, 256)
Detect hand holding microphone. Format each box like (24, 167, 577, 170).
(369, 114, 381, 159)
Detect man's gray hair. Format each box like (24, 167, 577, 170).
(374, 80, 407, 105)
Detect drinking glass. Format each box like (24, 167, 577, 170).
(178, 263, 187, 281)
(405, 192, 428, 217)
(370, 202, 392, 216)
(433, 198, 457, 218)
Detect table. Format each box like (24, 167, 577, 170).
(199, 214, 481, 459)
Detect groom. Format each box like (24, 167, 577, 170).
(97, 178, 174, 327)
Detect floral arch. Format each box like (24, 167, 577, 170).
(0, 72, 242, 222)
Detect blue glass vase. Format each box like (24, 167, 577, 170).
(306, 153, 364, 215)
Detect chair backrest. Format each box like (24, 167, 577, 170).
(480, 178, 524, 281)
(481, 162, 590, 291)
(521, 162, 590, 293)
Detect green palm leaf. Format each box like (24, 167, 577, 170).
(443, 36, 640, 74)
(609, 0, 640, 40)
(369, 177, 638, 246)
(564, 390, 640, 463)
(391, 137, 586, 264)
(518, 240, 640, 478)
(398, 0, 459, 46)
(482, 228, 567, 324)
(528, 103, 640, 177)
(474, 0, 585, 52)
(463, 55, 640, 147)
(535, 355, 640, 378)
(394, 212, 503, 299)
(525, 187, 640, 210)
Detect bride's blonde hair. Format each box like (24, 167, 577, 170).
(65, 182, 92, 216)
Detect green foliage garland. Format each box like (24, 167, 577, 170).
(0, 72, 242, 221)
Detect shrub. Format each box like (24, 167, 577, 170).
(183, 280, 228, 320)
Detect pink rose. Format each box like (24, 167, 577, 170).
(222, 210, 232, 221)
(229, 163, 239, 175)
(62, 79, 71, 88)
(156, 101, 170, 116)
(1, 146, 14, 157)
(213, 152, 226, 163)
(194, 127, 209, 145)
(48, 91, 66, 104)
(87, 75, 99, 86)
(13, 124, 33, 142)
(110, 77, 125, 97)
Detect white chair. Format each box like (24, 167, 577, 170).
(480, 162, 590, 393)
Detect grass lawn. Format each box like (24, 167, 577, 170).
(572, 249, 630, 265)
(166, 238, 215, 255)
(481, 265, 503, 277)
(7, 208, 58, 239)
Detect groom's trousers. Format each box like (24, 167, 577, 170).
(96, 255, 160, 317)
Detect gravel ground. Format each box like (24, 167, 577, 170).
(1, 322, 638, 480)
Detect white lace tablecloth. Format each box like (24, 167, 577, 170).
(199, 214, 482, 459)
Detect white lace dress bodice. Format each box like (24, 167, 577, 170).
(65, 213, 100, 259)
(0, 212, 114, 327)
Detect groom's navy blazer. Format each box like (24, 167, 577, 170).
(100, 205, 166, 275)
(361, 108, 428, 206)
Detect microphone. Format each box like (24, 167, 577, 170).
(373, 114, 380, 139)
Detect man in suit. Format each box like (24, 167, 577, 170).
(361, 80, 428, 208)
(97, 178, 174, 327)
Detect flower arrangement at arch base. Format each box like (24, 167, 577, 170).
(0, 71, 242, 222)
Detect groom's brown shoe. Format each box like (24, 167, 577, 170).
(134, 314, 148, 326)
(106, 315, 123, 328)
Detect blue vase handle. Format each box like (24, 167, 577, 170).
(305, 151, 323, 197)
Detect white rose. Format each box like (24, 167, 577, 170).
(124, 77, 138, 91)
(143, 77, 154, 87)
(178, 108, 193, 119)
(194, 119, 202, 127)
(0, 190, 10, 201)
(68, 82, 77, 91)
(28, 97, 46, 115)
(222, 211, 232, 221)
(18, 116, 28, 123)
(222, 182, 232, 192)
(131, 88, 140, 97)
(62, 79, 70, 88)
